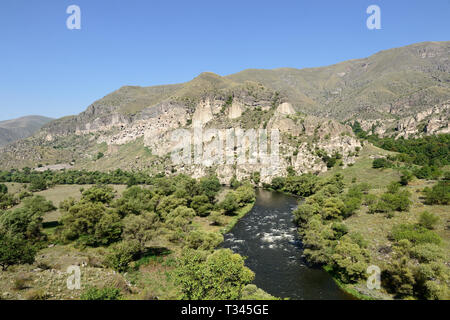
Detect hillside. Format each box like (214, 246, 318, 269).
(0, 116, 53, 147)
(0, 41, 448, 178)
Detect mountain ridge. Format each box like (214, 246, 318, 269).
(0, 41, 448, 180)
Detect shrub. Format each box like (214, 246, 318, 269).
(80, 286, 122, 300)
(175, 249, 254, 300)
(185, 230, 223, 251)
(0, 184, 7, 194)
(82, 185, 115, 204)
(410, 243, 445, 263)
(423, 181, 449, 205)
(122, 212, 158, 246)
(105, 240, 142, 272)
(330, 235, 370, 283)
(418, 211, 439, 230)
(372, 158, 391, 169)
(270, 177, 285, 191)
(24, 288, 48, 300)
(208, 211, 226, 226)
(391, 224, 442, 245)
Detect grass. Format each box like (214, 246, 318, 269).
(321, 144, 400, 189)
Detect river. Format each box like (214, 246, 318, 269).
(221, 189, 352, 300)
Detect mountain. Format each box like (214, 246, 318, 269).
(0, 115, 53, 147)
(0, 41, 448, 181)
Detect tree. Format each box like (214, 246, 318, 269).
(105, 240, 141, 272)
(400, 171, 413, 186)
(81, 185, 115, 204)
(270, 177, 285, 191)
(175, 249, 254, 300)
(199, 175, 221, 201)
(0, 232, 37, 270)
(185, 230, 223, 251)
(190, 195, 213, 217)
(0, 207, 46, 241)
(164, 206, 196, 232)
(283, 174, 318, 197)
(29, 176, 47, 192)
(122, 212, 159, 246)
(423, 181, 449, 205)
(221, 192, 239, 215)
(234, 184, 256, 205)
(372, 158, 390, 169)
(330, 235, 370, 283)
(59, 200, 122, 246)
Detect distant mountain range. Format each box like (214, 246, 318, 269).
(0, 116, 53, 147)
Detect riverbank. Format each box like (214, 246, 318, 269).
(220, 202, 255, 234)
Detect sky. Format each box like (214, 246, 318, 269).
(0, 0, 449, 121)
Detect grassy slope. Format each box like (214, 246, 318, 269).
(320, 144, 450, 299)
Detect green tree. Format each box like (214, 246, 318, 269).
(0, 232, 37, 270)
(105, 240, 141, 272)
(175, 249, 254, 300)
(330, 235, 370, 283)
(29, 176, 47, 192)
(122, 212, 159, 246)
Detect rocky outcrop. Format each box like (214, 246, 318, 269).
(357, 101, 449, 138)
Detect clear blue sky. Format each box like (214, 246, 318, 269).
(0, 0, 449, 120)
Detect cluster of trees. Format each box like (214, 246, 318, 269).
(0, 168, 154, 187)
(370, 134, 449, 168)
(220, 183, 256, 216)
(351, 120, 449, 169)
(268, 173, 319, 197)
(55, 174, 227, 271)
(0, 196, 55, 270)
(382, 212, 449, 299)
(290, 173, 370, 283)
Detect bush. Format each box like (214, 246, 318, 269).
(283, 174, 318, 197)
(330, 235, 370, 283)
(80, 286, 122, 300)
(175, 249, 254, 300)
(372, 158, 391, 169)
(418, 211, 439, 230)
(105, 240, 142, 272)
(82, 185, 115, 204)
(423, 181, 449, 205)
(391, 224, 442, 245)
(59, 201, 122, 246)
(185, 230, 223, 251)
(122, 212, 159, 246)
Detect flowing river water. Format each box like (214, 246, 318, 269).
(221, 189, 352, 300)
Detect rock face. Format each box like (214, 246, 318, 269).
(1, 41, 448, 180)
(357, 102, 449, 138)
